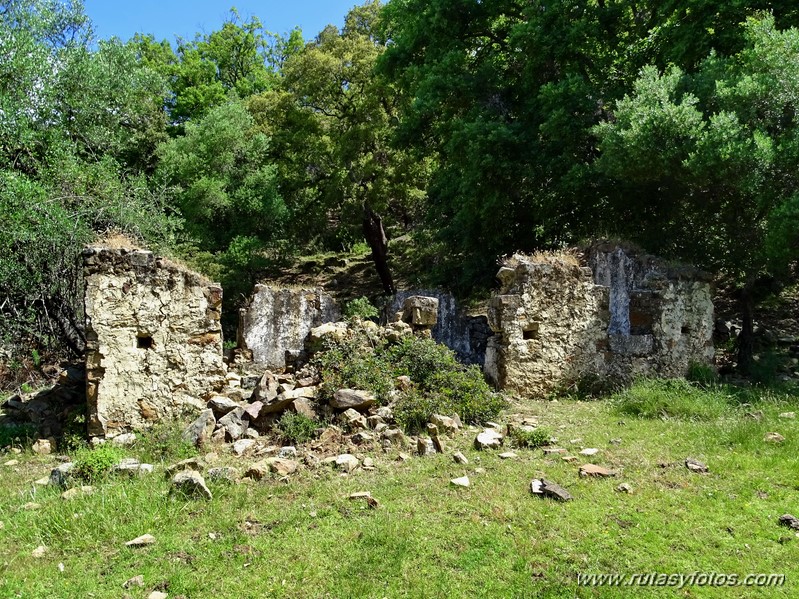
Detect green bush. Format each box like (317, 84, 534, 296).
(0, 423, 37, 449)
(274, 412, 318, 444)
(509, 426, 552, 448)
(343, 296, 379, 321)
(72, 444, 126, 482)
(611, 378, 731, 420)
(317, 330, 506, 433)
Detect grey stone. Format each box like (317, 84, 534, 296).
(402, 296, 439, 327)
(764, 432, 785, 443)
(417, 437, 437, 456)
(110, 433, 137, 447)
(579, 448, 599, 456)
(123, 574, 145, 588)
(182, 409, 216, 447)
(164, 457, 205, 478)
(291, 396, 320, 420)
(232, 439, 256, 456)
(331, 389, 376, 411)
(381, 428, 407, 447)
(453, 451, 469, 465)
(351, 431, 374, 445)
(685, 458, 708, 473)
(335, 454, 359, 473)
(376, 406, 394, 421)
(218, 407, 248, 441)
(115, 458, 154, 475)
(778, 412, 796, 420)
(531, 478, 573, 501)
(50, 462, 75, 488)
(125, 533, 156, 547)
(278, 446, 298, 458)
(244, 461, 270, 480)
(171, 470, 212, 500)
(251, 371, 280, 403)
(208, 395, 240, 416)
(450, 476, 470, 488)
(61, 485, 94, 500)
(474, 429, 503, 450)
(338, 408, 368, 429)
(32, 439, 53, 455)
(616, 483, 633, 494)
(779, 514, 799, 530)
(498, 452, 518, 459)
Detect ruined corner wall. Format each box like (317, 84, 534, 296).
(484, 258, 608, 397)
(485, 246, 714, 398)
(84, 248, 225, 437)
(238, 285, 339, 369)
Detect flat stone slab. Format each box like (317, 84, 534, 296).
(450, 476, 470, 488)
(685, 458, 708, 473)
(579, 464, 616, 477)
(531, 478, 572, 501)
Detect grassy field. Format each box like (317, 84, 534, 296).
(1, 382, 798, 598)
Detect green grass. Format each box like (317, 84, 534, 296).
(0, 385, 798, 597)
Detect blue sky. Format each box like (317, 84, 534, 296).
(83, 1, 360, 43)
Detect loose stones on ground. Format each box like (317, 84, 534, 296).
(685, 458, 709, 474)
(764, 432, 785, 443)
(126, 534, 156, 547)
(474, 429, 503, 450)
(779, 514, 799, 530)
(450, 476, 470, 488)
(171, 470, 212, 500)
(530, 479, 572, 502)
(579, 464, 617, 478)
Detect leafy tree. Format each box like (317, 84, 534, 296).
(594, 15, 799, 370)
(250, 1, 430, 292)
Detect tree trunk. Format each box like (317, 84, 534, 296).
(362, 203, 395, 295)
(736, 284, 755, 374)
(44, 294, 86, 357)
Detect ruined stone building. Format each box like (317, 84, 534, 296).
(84, 248, 225, 437)
(484, 243, 714, 397)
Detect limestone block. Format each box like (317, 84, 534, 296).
(401, 296, 439, 327)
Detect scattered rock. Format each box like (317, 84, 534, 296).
(49, 462, 75, 488)
(381, 428, 407, 448)
(207, 467, 239, 483)
(3, 459, 19, 466)
(499, 452, 518, 460)
(123, 575, 145, 589)
(291, 396, 319, 420)
(779, 514, 799, 530)
(115, 458, 153, 475)
(474, 429, 503, 450)
(338, 408, 368, 430)
(171, 470, 212, 500)
(450, 476, 470, 488)
(609, 438, 622, 445)
(250, 371, 279, 403)
(579, 448, 599, 456)
(331, 389, 375, 411)
(125, 534, 156, 547)
(207, 395, 240, 417)
(148, 592, 168, 599)
(31, 545, 47, 558)
(362, 457, 375, 469)
(542, 447, 567, 455)
(764, 432, 785, 443)
(232, 439, 256, 456)
(110, 433, 137, 447)
(401, 295, 439, 327)
(61, 486, 94, 500)
(164, 457, 204, 478)
(530, 479, 572, 501)
(217, 408, 248, 441)
(32, 439, 53, 455)
(265, 458, 299, 476)
(376, 406, 394, 421)
(579, 464, 617, 477)
(417, 437, 437, 456)
(561, 456, 578, 463)
(474, 467, 486, 475)
(307, 322, 349, 351)
(616, 483, 633, 494)
(778, 412, 796, 420)
(21, 502, 41, 511)
(278, 446, 297, 459)
(244, 461, 270, 480)
(453, 451, 469, 465)
(685, 458, 709, 474)
(182, 409, 215, 447)
(335, 454, 359, 473)
(430, 414, 459, 435)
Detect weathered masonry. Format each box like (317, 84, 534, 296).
(84, 248, 225, 437)
(484, 243, 714, 397)
(237, 285, 340, 369)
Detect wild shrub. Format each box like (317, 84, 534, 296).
(136, 420, 198, 464)
(343, 296, 379, 321)
(0, 423, 36, 448)
(72, 444, 126, 482)
(274, 412, 318, 444)
(686, 361, 718, 387)
(509, 427, 552, 448)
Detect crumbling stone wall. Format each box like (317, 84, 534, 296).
(84, 248, 225, 437)
(238, 285, 339, 369)
(485, 244, 714, 397)
(387, 289, 492, 365)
